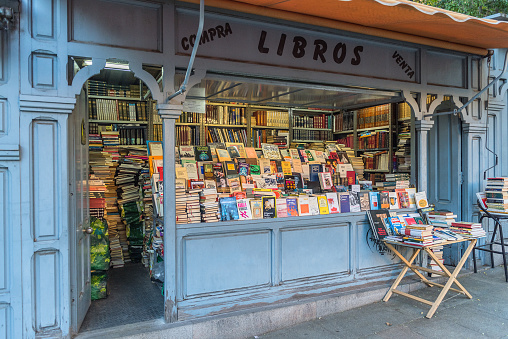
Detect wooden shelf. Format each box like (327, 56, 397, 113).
(153, 122, 163, 125)
(334, 129, 354, 134)
(398, 117, 411, 122)
(293, 127, 331, 131)
(88, 95, 141, 101)
(364, 169, 390, 173)
(291, 139, 327, 143)
(357, 148, 390, 152)
(357, 125, 390, 132)
(176, 122, 201, 126)
(251, 125, 288, 129)
(205, 124, 247, 127)
(89, 119, 148, 124)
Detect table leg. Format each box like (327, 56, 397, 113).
(383, 245, 421, 302)
(425, 239, 477, 318)
(385, 242, 430, 284)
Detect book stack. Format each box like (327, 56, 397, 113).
(89, 178, 106, 211)
(186, 189, 202, 224)
(450, 221, 486, 238)
(101, 131, 120, 161)
(175, 187, 188, 224)
(395, 120, 411, 173)
(401, 224, 435, 246)
(200, 188, 220, 222)
(427, 210, 457, 227)
(485, 177, 508, 214)
(429, 245, 444, 277)
(89, 134, 103, 151)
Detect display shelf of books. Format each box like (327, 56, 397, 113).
(394, 102, 412, 173)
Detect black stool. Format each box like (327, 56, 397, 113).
(472, 200, 508, 282)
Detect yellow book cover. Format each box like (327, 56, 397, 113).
(317, 195, 330, 214)
(281, 161, 292, 175)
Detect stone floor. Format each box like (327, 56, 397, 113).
(258, 265, 508, 339)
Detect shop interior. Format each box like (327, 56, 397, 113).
(76, 62, 415, 332)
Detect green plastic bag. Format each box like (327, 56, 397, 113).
(90, 217, 111, 271)
(91, 271, 108, 300)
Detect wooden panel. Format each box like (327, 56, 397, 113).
(31, 120, 59, 241)
(31, 0, 56, 39)
(0, 98, 5, 135)
(0, 168, 7, 292)
(32, 53, 56, 89)
(427, 51, 466, 88)
(435, 114, 452, 202)
(0, 303, 9, 339)
(33, 250, 60, 330)
(69, 0, 162, 52)
(183, 230, 271, 297)
(280, 224, 349, 281)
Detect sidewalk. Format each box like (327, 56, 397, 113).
(258, 266, 508, 339)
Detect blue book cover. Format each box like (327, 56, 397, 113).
(339, 193, 350, 213)
(220, 197, 240, 221)
(309, 164, 320, 182)
(369, 192, 380, 210)
(286, 198, 299, 216)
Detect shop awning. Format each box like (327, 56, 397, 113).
(181, 0, 508, 55)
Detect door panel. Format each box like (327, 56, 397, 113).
(71, 90, 91, 333)
(428, 112, 462, 265)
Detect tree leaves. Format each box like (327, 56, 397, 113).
(410, 0, 508, 18)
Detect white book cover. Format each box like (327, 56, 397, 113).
(276, 198, 288, 217)
(405, 187, 417, 208)
(389, 192, 400, 209)
(309, 196, 320, 215)
(414, 191, 429, 209)
(184, 162, 199, 180)
(237, 199, 253, 220)
(326, 192, 340, 213)
(298, 196, 311, 216)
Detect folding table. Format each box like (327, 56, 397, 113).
(382, 238, 477, 319)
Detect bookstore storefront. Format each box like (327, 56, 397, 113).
(5, 0, 508, 338)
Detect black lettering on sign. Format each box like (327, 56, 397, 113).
(393, 51, 415, 79)
(181, 23, 233, 51)
(256, 30, 364, 67)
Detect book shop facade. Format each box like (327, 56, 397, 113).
(3, 0, 508, 338)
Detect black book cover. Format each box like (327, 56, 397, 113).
(366, 209, 391, 240)
(262, 196, 276, 218)
(194, 146, 212, 161)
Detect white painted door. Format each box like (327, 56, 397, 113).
(70, 90, 91, 333)
(428, 110, 462, 265)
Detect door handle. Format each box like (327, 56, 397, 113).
(83, 227, 93, 235)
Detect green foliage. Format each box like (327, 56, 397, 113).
(410, 0, 508, 18)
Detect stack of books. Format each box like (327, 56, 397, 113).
(175, 187, 188, 225)
(450, 221, 486, 238)
(427, 210, 457, 227)
(485, 177, 508, 214)
(186, 189, 201, 224)
(200, 188, 220, 223)
(429, 245, 444, 276)
(401, 224, 435, 246)
(89, 134, 103, 151)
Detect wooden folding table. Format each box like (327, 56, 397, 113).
(382, 238, 477, 318)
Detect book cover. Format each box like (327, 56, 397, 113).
(270, 160, 278, 174)
(204, 180, 217, 189)
(281, 161, 292, 175)
(367, 209, 391, 239)
(238, 162, 250, 176)
(276, 198, 288, 217)
(302, 164, 310, 180)
(262, 143, 281, 160)
(414, 191, 429, 209)
(309, 164, 321, 182)
(194, 146, 212, 161)
(309, 196, 320, 215)
(216, 149, 232, 162)
(298, 196, 311, 216)
(203, 163, 214, 180)
(326, 192, 340, 213)
(389, 192, 400, 209)
(369, 192, 379, 210)
(213, 163, 229, 193)
(358, 192, 371, 211)
(289, 149, 301, 160)
(405, 188, 417, 208)
(228, 176, 242, 193)
(262, 196, 277, 218)
(286, 198, 299, 216)
(292, 158, 303, 173)
(379, 191, 390, 209)
(305, 150, 315, 162)
(220, 197, 240, 221)
(236, 199, 253, 220)
(184, 161, 199, 180)
(175, 166, 188, 180)
(226, 143, 247, 158)
(259, 159, 272, 174)
(250, 199, 263, 219)
(349, 191, 361, 212)
(346, 171, 356, 186)
(317, 195, 330, 214)
(339, 192, 350, 213)
(396, 189, 410, 208)
(179, 145, 195, 159)
(245, 147, 258, 159)
(318, 172, 333, 190)
(250, 164, 261, 175)
(223, 161, 238, 178)
(227, 146, 241, 159)
(299, 149, 309, 163)
(314, 151, 326, 163)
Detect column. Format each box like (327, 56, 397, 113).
(158, 103, 183, 323)
(414, 119, 435, 193)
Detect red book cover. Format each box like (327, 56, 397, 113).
(347, 171, 356, 185)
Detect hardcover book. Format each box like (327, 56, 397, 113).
(358, 192, 371, 211)
(318, 172, 333, 190)
(349, 191, 361, 212)
(220, 197, 240, 221)
(326, 192, 340, 213)
(236, 199, 253, 220)
(309, 164, 321, 182)
(262, 196, 277, 218)
(276, 198, 288, 217)
(227, 146, 241, 159)
(223, 161, 238, 178)
(226, 143, 247, 158)
(317, 195, 330, 214)
(309, 196, 320, 215)
(396, 189, 410, 209)
(194, 146, 212, 161)
(367, 209, 391, 239)
(339, 192, 350, 213)
(379, 191, 390, 209)
(216, 149, 232, 162)
(346, 171, 356, 185)
(286, 198, 299, 216)
(250, 199, 263, 219)
(369, 192, 380, 210)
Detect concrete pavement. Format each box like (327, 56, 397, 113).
(258, 265, 508, 339)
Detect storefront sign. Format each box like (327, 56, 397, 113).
(176, 8, 419, 83)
